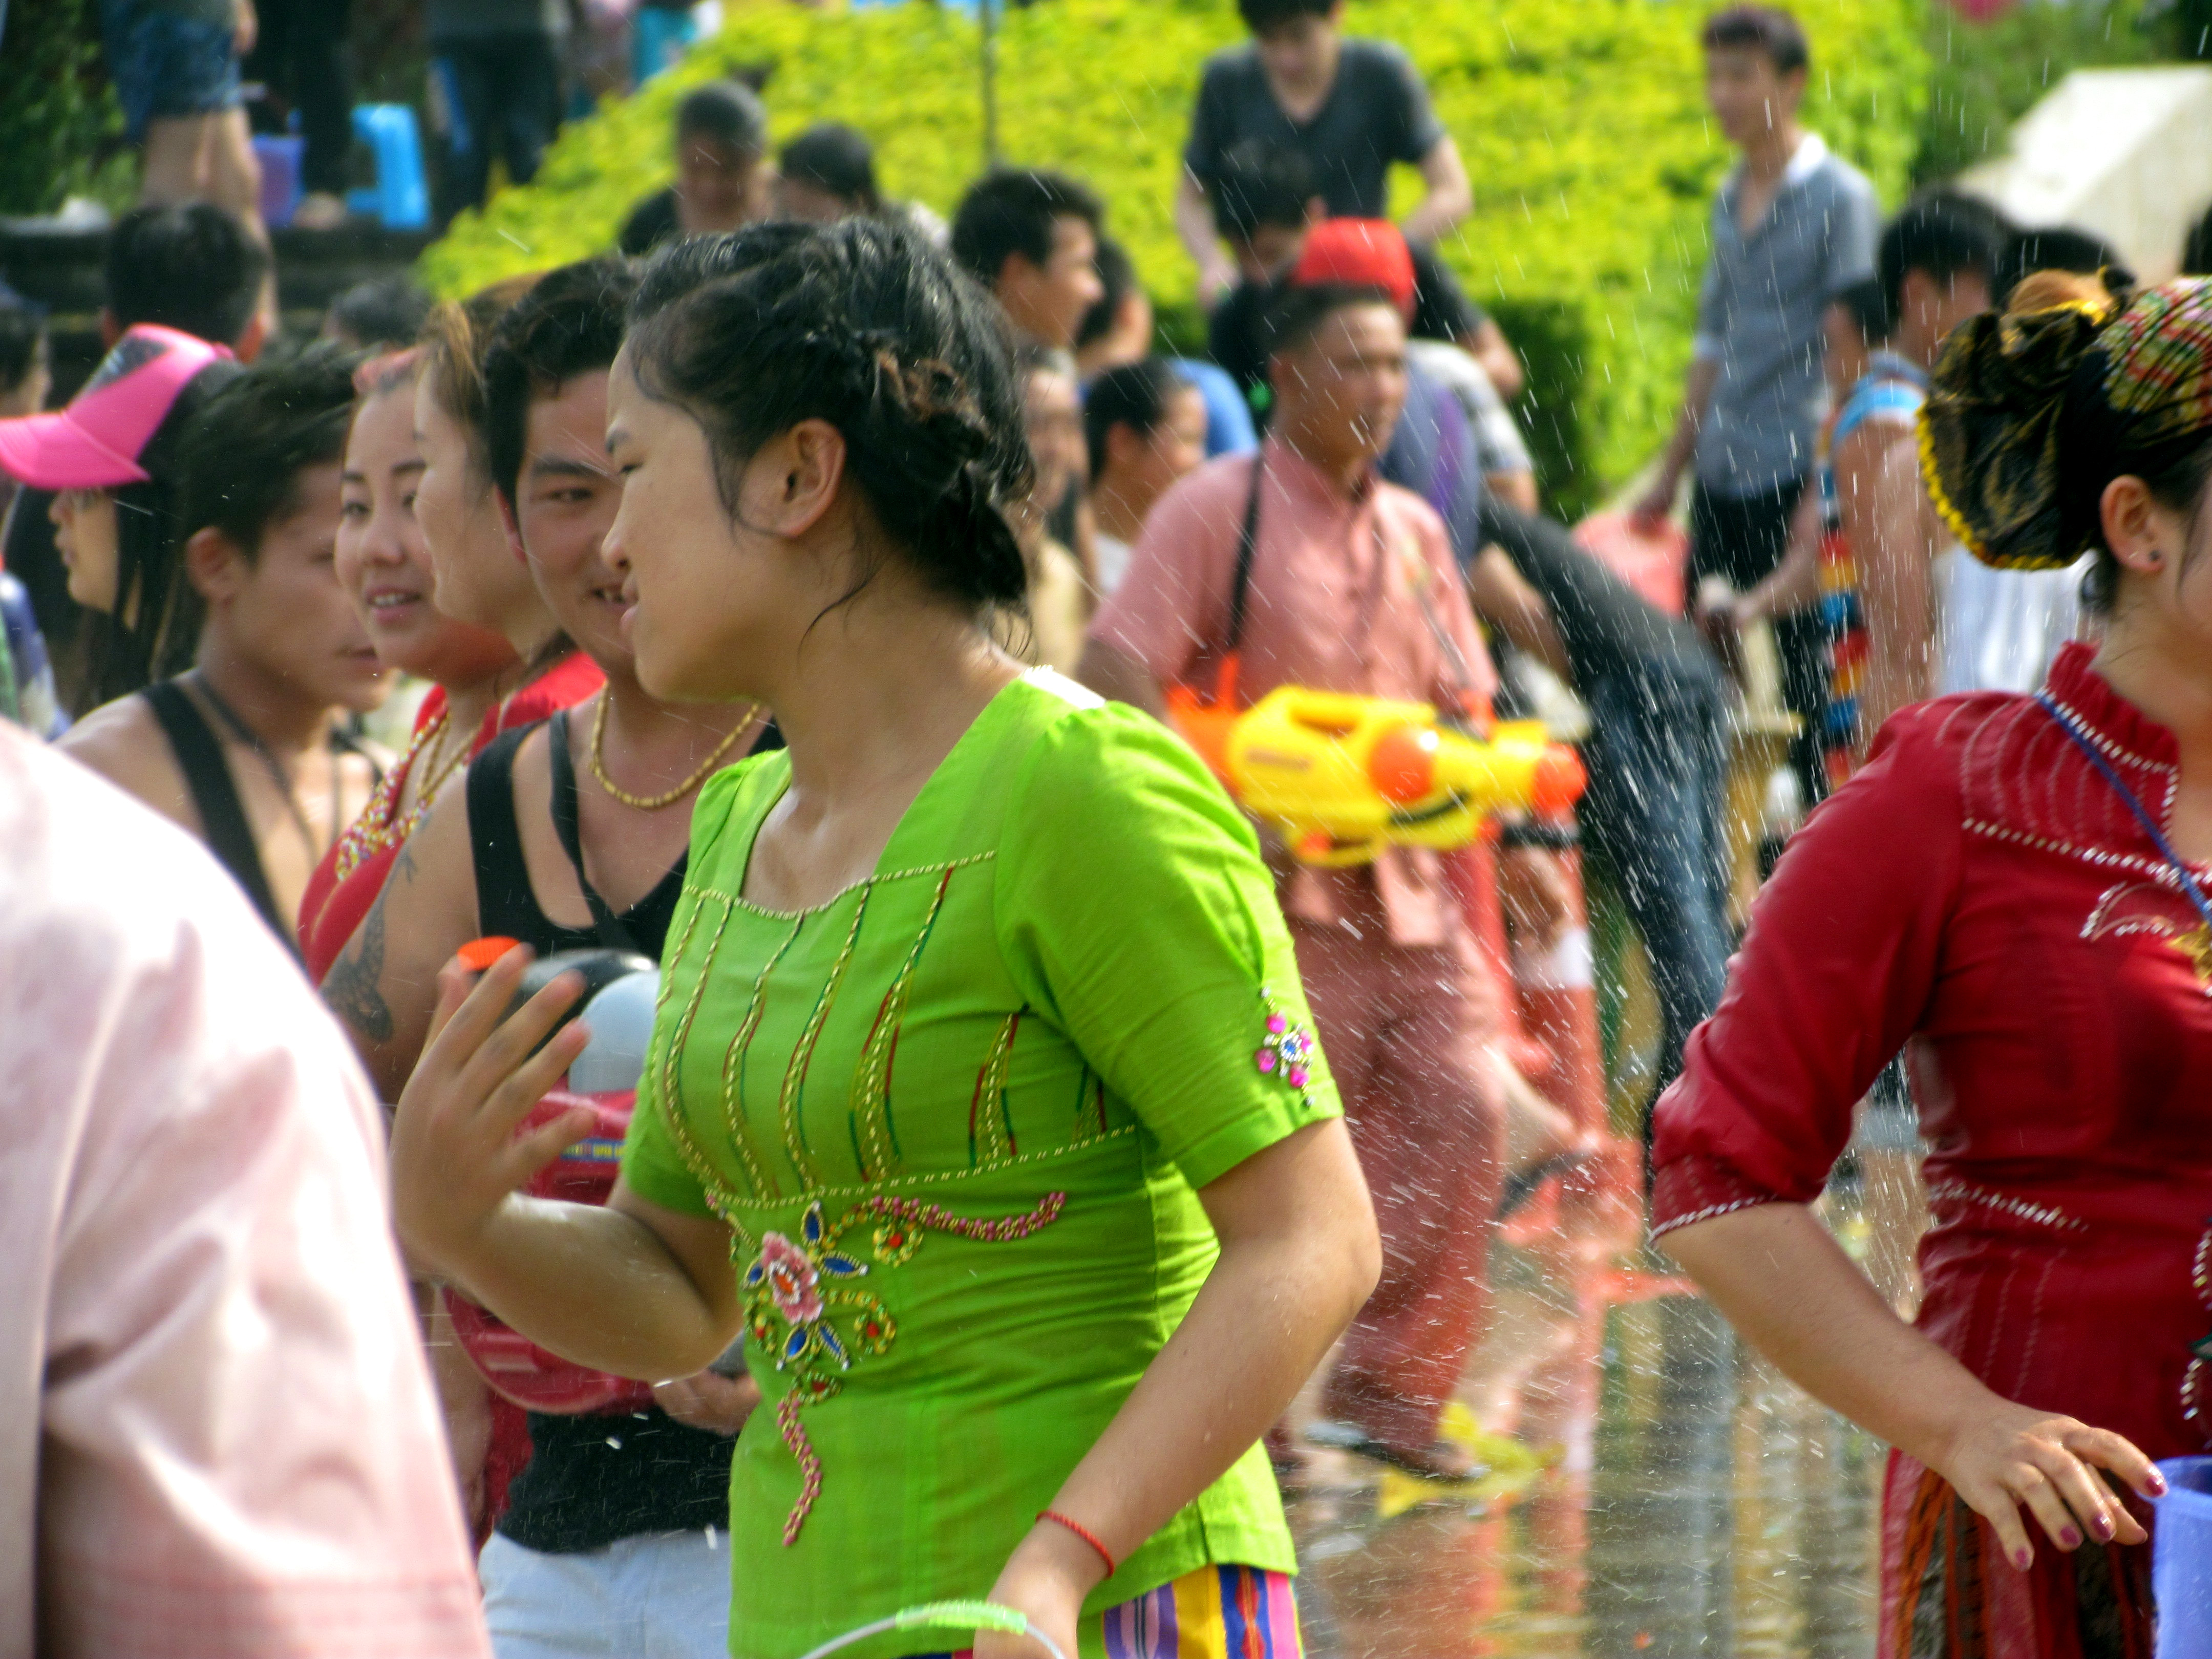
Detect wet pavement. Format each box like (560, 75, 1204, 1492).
(1286, 1236, 1888, 1659)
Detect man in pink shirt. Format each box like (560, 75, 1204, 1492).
(1080, 272, 1502, 1480)
(0, 722, 489, 1659)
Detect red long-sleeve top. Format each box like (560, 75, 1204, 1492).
(1651, 643, 2212, 1458)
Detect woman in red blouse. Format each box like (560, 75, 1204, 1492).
(1652, 270, 2212, 1656)
(300, 328, 602, 983)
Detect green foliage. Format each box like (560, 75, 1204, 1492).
(1913, 0, 2166, 185)
(0, 0, 128, 217)
(422, 0, 1925, 512)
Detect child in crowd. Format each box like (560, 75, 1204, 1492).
(1075, 236, 1256, 459)
(1084, 358, 1209, 596)
(46, 346, 389, 943)
(1204, 140, 1521, 414)
(1177, 0, 1470, 305)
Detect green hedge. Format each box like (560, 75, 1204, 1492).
(0, 0, 127, 217)
(421, 0, 1926, 514)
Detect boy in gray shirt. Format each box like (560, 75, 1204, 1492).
(1634, 4, 1877, 796)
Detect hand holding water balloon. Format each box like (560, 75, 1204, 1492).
(389, 945, 595, 1283)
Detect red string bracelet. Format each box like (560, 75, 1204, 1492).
(1036, 1509, 1116, 1576)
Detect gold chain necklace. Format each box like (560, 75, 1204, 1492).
(588, 696, 757, 811)
(409, 710, 470, 813)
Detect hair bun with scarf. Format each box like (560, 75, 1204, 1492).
(1921, 274, 2212, 572)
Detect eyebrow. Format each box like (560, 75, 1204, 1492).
(527, 455, 608, 479)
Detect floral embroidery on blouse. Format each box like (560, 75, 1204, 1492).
(740, 1190, 1068, 1544)
(1252, 989, 1317, 1093)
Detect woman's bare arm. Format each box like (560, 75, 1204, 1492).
(976, 1117, 1380, 1659)
(319, 784, 480, 1098)
(1663, 1202, 2161, 1571)
(1842, 424, 1938, 750)
(388, 948, 742, 1381)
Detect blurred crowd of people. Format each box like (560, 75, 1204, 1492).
(8, 4, 2212, 1658)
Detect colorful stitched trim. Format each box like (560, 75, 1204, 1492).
(740, 1191, 1069, 1543)
(327, 707, 452, 886)
(1251, 989, 1316, 1094)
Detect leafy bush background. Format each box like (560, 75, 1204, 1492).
(0, 0, 129, 218)
(422, 0, 1926, 514)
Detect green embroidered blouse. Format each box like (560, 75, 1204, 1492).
(620, 672, 1341, 1659)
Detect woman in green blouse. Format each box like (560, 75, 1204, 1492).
(389, 221, 1380, 1659)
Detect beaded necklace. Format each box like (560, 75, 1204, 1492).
(327, 706, 465, 885)
(2037, 692, 2212, 982)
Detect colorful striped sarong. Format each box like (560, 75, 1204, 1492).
(1880, 1453, 2153, 1658)
(919, 1564, 1300, 1659)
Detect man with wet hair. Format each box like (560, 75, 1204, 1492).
(1080, 278, 1505, 1482)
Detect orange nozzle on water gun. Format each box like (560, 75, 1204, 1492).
(1176, 685, 1585, 866)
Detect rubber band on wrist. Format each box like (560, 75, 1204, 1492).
(1036, 1509, 1116, 1576)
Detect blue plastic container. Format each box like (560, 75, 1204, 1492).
(344, 104, 430, 231)
(252, 135, 303, 227)
(2156, 1456, 2212, 1656)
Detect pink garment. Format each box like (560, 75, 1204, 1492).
(1088, 437, 1499, 949)
(0, 726, 489, 1659)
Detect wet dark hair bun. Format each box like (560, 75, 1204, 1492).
(629, 217, 1033, 610)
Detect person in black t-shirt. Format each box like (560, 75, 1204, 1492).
(616, 80, 774, 257)
(1204, 141, 1522, 419)
(1176, 0, 1471, 306)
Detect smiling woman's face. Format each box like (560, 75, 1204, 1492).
(601, 353, 779, 705)
(51, 487, 121, 613)
(339, 382, 518, 686)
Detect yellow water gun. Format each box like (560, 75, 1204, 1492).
(1174, 685, 1586, 867)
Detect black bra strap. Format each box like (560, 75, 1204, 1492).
(142, 680, 292, 949)
(546, 708, 639, 954)
(1222, 451, 1266, 656)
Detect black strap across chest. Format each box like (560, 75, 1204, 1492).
(546, 708, 648, 955)
(141, 680, 292, 948)
(464, 713, 688, 960)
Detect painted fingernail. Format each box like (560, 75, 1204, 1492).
(2093, 1512, 2116, 1541)
(2058, 1526, 2082, 1548)
(2150, 1470, 2171, 1496)
(2012, 1547, 2034, 1571)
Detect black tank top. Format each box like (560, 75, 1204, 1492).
(465, 709, 690, 959)
(141, 680, 291, 949)
(465, 706, 774, 1555)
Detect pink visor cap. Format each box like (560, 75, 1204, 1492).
(0, 325, 233, 492)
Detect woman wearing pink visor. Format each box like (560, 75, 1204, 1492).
(0, 324, 240, 706)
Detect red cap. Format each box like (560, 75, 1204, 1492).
(1289, 219, 1417, 321)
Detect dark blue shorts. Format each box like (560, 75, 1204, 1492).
(100, 2, 243, 142)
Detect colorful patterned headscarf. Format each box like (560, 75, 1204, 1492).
(1920, 278, 2212, 570)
